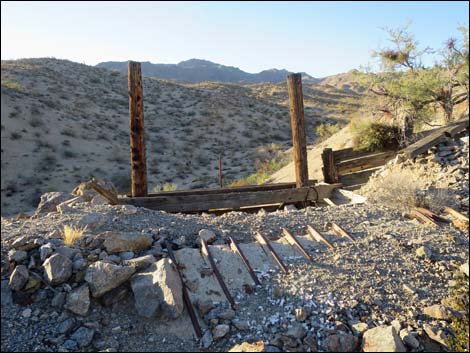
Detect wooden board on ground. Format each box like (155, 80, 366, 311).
(120, 183, 341, 213)
(336, 151, 397, 174)
(338, 168, 381, 188)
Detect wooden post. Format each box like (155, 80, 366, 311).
(321, 148, 339, 183)
(218, 154, 223, 188)
(128, 61, 148, 197)
(287, 73, 308, 188)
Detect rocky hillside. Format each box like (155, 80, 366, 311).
(96, 59, 318, 84)
(1, 58, 363, 216)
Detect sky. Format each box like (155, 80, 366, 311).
(1, 1, 469, 77)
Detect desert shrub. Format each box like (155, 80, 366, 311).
(10, 132, 22, 140)
(61, 128, 76, 137)
(152, 183, 177, 192)
(29, 116, 44, 127)
(229, 157, 288, 187)
(315, 122, 342, 141)
(446, 271, 469, 352)
(361, 163, 450, 213)
(63, 150, 77, 158)
(350, 118, 400, 151)
(63, 225, 85, 246)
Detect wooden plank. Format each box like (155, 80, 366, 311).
(323, 198, 336, 207)
(443, 206, 469, 222)
(415, 207, 450, 223)
(333, 148, 375, 162)
(200, 239, 236, 309)
(400, 119, 469, 159)
(329, 222, 358, 246)
(338, 168, 381, 187)
(229, 237, 261, 286)
(141, 180, 318, 197)
(336, 151, 397, 174)
(307, 225, 335, 250)
(254, 232, 288, 274)
(89, 179, 119, 205)
(282, 228, 314, 261)
(121, 183, 342, 213)
(410, 209, 439, 227)
(128, 61, 148, 197)
(321, 148, 339, 183)
(287, 73, 309, 187)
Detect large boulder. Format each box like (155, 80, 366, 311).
(122, 255, 156, 270)
(324, 333, 358, 352)
(36, 192, 75, 213)
(362, 325, 406, 352)
(43, 254, 72, 285)
(423, 304, 452, 320)
(130, 258, 183, 319)
(9, 265, 29, 291)
(85, 261, 135, 298)
(64, 284, 90, 316)
(102, 231, 152, 254)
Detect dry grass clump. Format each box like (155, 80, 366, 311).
(361, 163, 450, 213)
(63, 225, 85, 246)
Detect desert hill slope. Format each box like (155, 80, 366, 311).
(1, 58, 363, 216)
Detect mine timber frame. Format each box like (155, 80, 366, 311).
(122, 63, 341, 213)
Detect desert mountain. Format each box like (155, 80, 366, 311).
(96, 58, 318, 84)
(1, 58, 363, 216)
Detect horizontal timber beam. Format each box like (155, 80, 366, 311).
(120, 183, 341, 213)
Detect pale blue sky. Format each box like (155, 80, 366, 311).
(1, 1, 468, 77)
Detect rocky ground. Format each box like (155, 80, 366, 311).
(1, 133, 469, 353)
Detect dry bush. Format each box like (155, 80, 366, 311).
(350, 118, 400, 151)
(63, 225, 85, 246)
(362, 163, 450, 213)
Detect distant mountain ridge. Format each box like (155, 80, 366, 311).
(96, 58, 318, 84)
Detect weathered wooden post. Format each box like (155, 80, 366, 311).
(321, 148, 339, 183)
(128, 61, 148, 197)
(287, 73, 309, 188)
(218, 154, 223, 188)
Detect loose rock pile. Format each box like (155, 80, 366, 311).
(1, 136, 469, 352)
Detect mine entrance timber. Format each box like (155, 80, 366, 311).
(121, 61, 341, 213)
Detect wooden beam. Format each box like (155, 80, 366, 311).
(338, 167, 381, 187)
(141, 180, 318, 197)
(229, 237, 261, 286)
(287, 73, 308, 188)
(333, 148, 376, 162)
(443, 206, 469, 222)
(128, 61, 148, 197)
(322, 148, 339, 183)
(120, 183, 341, 213)
(336, 151, 397, 175)
(400, 119, 469, 159)
(89, 178, 119, 205)
(329, 222, 358, 246)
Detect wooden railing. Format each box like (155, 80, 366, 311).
(321, 148, 397, 190)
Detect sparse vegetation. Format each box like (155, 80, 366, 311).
(446, 270, 469, 352)
(10, 132, 22, 140)
(152, 183, 178, 192)
(63, 224, 85, 246)
(315, 122, 342, 141)
(350, 118, 400, 151)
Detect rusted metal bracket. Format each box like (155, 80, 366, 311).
(282, 228, 313, 261)
(307, 224, 335, 251)
(200, 239, 236, 309)
(228, 237, 261, 286)
(254, 232, 288, 274)
(164, 241, 203, 339)
(415, 207, 450, 223)
(328, 222, 358, 247)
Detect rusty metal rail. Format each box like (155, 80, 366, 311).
(164, 241, 202, 339)
(307, 224, 335, 250)
(254, 232, 289, 274)
(282, 228, 314, 261)
(229, 237, 261, 286)
(329, 222, 358, 247)
(200, 238, 236, 309)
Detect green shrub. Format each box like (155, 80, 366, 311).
(61, 128, 76, 137)
(29, 116, 44, 127)
(229, 157, 287, 187)
(315, 122, 342, 141)
(350, 118, 400, 152)
(446, 271, 469, 352)
(10, 132, 22, 140)
(153, 183, 178, 192)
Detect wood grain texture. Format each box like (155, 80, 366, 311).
(287, 73, 309, 187)
(128, 61, 148, 197)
